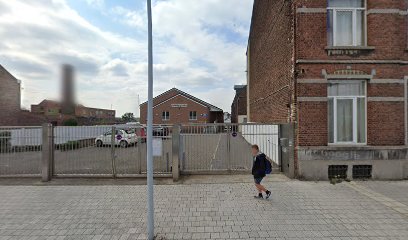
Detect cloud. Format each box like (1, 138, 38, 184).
(0, 1, 10, 15)
(0, 0, 253, 116)
(111, 6, 145, 28)
(85, 0, 104, 9)
(101, 59, 130, 77)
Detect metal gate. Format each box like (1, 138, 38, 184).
(0, 126, 42, 177)
(1, 123, 294, 179)
(179, 124, 280, 174)
(51, 125, 173, 177)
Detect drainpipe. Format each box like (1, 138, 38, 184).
(405, 76, 408, 146)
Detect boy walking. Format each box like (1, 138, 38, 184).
(251, 145, 271, 199)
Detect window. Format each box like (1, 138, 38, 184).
(162, 111, 170, 121)
(189, 111, 197, 120)
(328, 165, 348, 179)
(327, 0, 366, 46)
(328, 81, 366, 144)
(352, 165, 372, 179)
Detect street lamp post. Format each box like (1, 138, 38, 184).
(146, 0, 154, 239)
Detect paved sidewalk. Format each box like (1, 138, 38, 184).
(0, 175, 407, 240)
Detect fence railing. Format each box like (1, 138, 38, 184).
(179, 123, 280, 174)
(1, 123, 285, 180)
(0, 126, 42, 177)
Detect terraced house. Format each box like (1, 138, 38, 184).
(247, 0, 408, 180)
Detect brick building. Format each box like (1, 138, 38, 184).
(0, 65, 115, 126)
(248, 0, 408, 179)
(140, 88, 224, 124)
(0, 65, 21, 125)
(31, 100, 116, 125)
(231, 85, 248, 123)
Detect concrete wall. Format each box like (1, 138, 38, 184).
(404, 160, 408, 179)
(298, 146, 408, 180)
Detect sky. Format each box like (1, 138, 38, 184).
(0, 0, 254, 117)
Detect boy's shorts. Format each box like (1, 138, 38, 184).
(254, 177, 263, 184)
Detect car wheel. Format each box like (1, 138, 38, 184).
(96, 140, 103, 147)
(120, 140, 128, 148)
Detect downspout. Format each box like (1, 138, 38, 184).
(405, 76, 407, 146)
(290, 0, 298, 178)
(292, 1, 297, 124)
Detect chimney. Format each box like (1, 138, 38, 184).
(61, 64, 75, 115)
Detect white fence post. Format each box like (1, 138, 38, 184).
(111, 126, 117, 178)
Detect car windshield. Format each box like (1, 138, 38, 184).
(123, 129, 135, 134)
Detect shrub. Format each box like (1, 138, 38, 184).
(63, 118, 78, 126)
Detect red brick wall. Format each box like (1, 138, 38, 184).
(294, 0, 407, 146)
(0, 66, 21, 125)
(140, 93, 212, 124)
(75, 106, 115, 120)
(295, 0, 408, 61)
(231, 86, 247, 123)
(297, 101, 328, 146)
(140, 89, 179, 124)
(368, 102, 405, 145)
(248, 0, 295, 123)
(297, 67, 406, 146)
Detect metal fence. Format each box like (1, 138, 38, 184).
(1, 123, 283, 179)
(0, 126, 42, 176)
(53, 126, 112, 176)
(180, 123, 279, 173)
(52, 125, 173, 177)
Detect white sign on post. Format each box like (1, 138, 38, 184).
(152, 138, 163, 157)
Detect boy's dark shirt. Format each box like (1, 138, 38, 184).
(252, 153, 266, 178)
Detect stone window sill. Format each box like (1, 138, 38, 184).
(325, 46, 376, 50)
(325, 46, 375, 56)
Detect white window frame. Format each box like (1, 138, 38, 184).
(162, 111, 170, 121)
(328, 80, 367, 145)
(189, 111, 197, 121)
(328, 4, 366, 47)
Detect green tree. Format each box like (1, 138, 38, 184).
(63, 118, 78, 126)
(121, 112, 136, 122)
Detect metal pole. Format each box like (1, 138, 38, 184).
(111, 126, 116, 178)
(146, 0, 154, 239)
(172, 125, 180, 181)
(41, 123, 52, 182)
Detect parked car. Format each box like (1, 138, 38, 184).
(153, 126, 169, 137)
(95, 129, 138, 148)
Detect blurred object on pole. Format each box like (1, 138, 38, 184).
(61, 64, 76, 115)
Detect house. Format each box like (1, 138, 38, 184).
(139, 88, 224, 124)
(247, 0, 408, 180)
(0, 65, 21, 125)
(231, 85, 247, 123)
(31, 100, 116, 125)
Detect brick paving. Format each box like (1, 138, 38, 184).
(0, 176, 407, 240)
